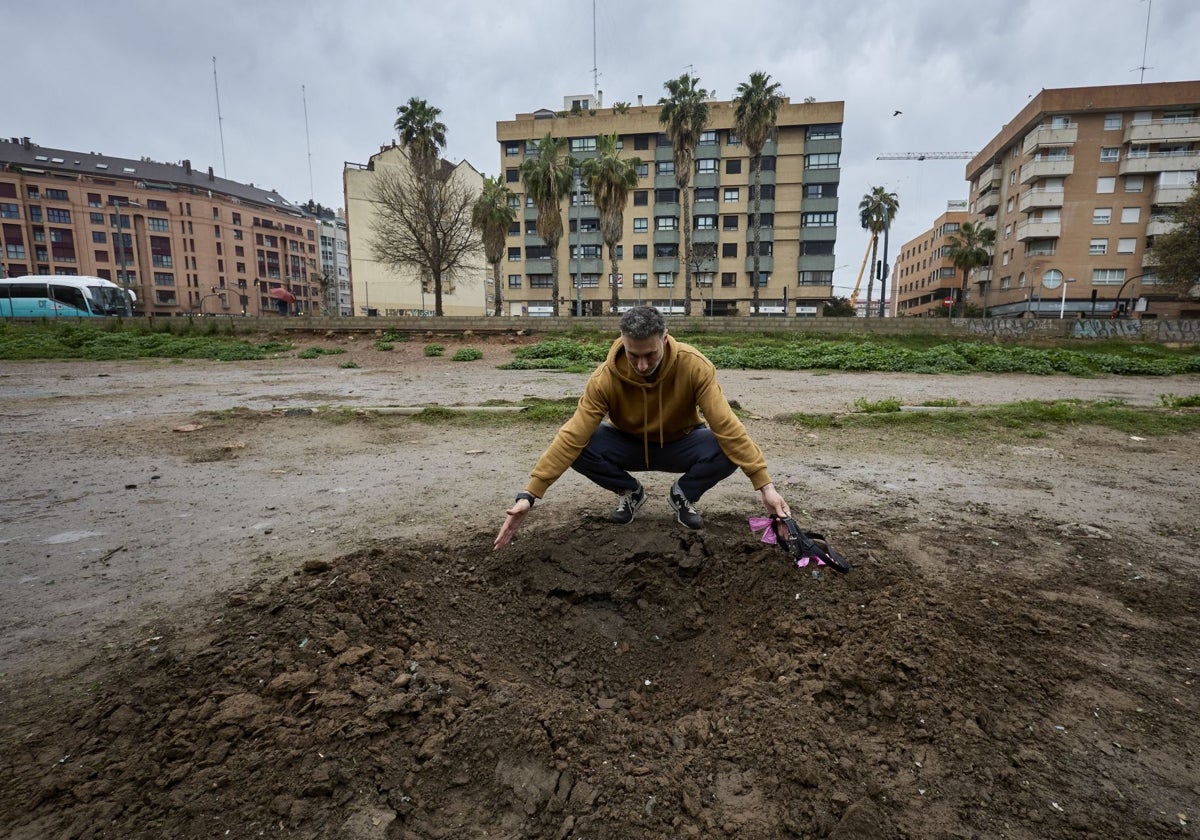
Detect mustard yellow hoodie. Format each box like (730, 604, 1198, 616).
(525, 334, 770, 498)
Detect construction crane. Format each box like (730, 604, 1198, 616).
(849, 237, 872, 308)
(877, 152, 977, 161)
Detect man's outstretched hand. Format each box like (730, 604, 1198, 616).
(759, 482, 790, 518)
(493, 498, 532, 550)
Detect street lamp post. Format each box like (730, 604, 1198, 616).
(110, 198, 141, 309)
(1059, 276, 1076, 319)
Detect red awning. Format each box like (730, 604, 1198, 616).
(269, 287, 296, 303)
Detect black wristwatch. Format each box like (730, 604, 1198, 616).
(515, 492, 536, 508)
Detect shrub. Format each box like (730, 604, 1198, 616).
(453, 347, 483, 362)
(424, 344, 444, 357)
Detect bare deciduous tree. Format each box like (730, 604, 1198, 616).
(368, 159, 481, 316)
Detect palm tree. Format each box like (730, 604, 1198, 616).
(734, 72, 784, 316)
(394, 97, 447, 176)
(946, 221, 996, 318)
(659, 72, 711, 317)
(520, 133, 576, 317)
(582, 133, 642, 313)
(472, 176, 516, 317)
(858, 186, 899, 317)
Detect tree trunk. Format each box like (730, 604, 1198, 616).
(751, 153, 762, 316)
(865, 234, 878, 318)
(878, 225, 890, 318)
(492, 259, 503, 317)
(682, 178, 693, 317)
(549, 249, 561, 317)
(609, 247, 620, 314)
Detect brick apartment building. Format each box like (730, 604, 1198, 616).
(0, 137, 321, 317)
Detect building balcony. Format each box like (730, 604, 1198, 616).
(1022, 124, 1078, 156)
(693, 228, 719, 245)
(974, 163, 1001, 193)
(975, 190, 1000, 215)
(654, 173, 678, 189)
(655, 145, 675, 162)
(1020, 157, 1074, 184)
(693, 172, 719, 189)
(744, 254, 774, 274)
(653, 229, 680, 245)
(1017, 219, 1061, 240)
(1024, 242, 1057, 257)
(1124, 119, 1200, 145)
(1019, 188, 1064, 213)
(972, 267, 992, 286)
(695, 142, 722, 160)
(653, 256, 679, 273)
(568, 257, 605, 275)
(1145, 216, 1180, 236)
(747, 226, 777, 243)
(1151, 184, 1195, 205)
(1118, 150, 1200, 175)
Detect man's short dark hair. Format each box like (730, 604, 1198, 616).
(619, 306, 666, 340)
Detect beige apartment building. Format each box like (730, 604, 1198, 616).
(963, 81, 1200, 319)
(892, 204, 969, 317)
(495, 93, 844, 317)
(0, 137, 321, 317)
(343, 144, 487, 316)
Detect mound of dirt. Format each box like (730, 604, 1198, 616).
(3, 509, 1196, 839)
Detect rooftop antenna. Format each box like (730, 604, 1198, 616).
(302, 84, 314, 203)
(1134, 0, 1153, 82)
(591, 0, 601, 104)
(212, 56, 228, 178)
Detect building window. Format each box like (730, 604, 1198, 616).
(1089, 238, 1108, 255)
(0, 203, 18, 219)
(1103, 113, 1122, 130)
(748, 184, 776, 201)
(656, 272, 674, 287)
(507, 247, 520, 261)
(805, 153, 839, 169)
(633, 244, 648, 259)
(575, 274, 600, 288)
(807, 124, 841, 140)
(87, 211, 104, 224)
(1124, 175, 1144, 192)
(695, 187, 717, 202)
(722, 215, 738, 231)
(799, 270, 833, 285)
(505, 142, 520, 157)
(634, 135, 650, 151)
(526, 219, 539, 234)
(45, 188, 69, 201)
(655, 188, 679, 204)
(46, 208, 71, 224)
(1120, 207, 1140, 223)
(698, 130, 717, 145)
(148, 217, 170, 232)
(655, 243, 678, 258)
(721, 272, 737, 287)
(92, 231, 107, 243)
(1093, 268, 1125, 285)
(154, 272, 175, 286)
(505, 168, 519, 183)
(802, 240, 835, 256)
(801, 212, 835, 227)
(1093, 208, 1111, 224)
(636, 162, 649, 177)
(632, 272, 647, 287)
(633, 217, 648, 233)
(633, 191, 648, 206)
(569, 137, 597, 153)
(723, 188, 740, 203)
(1097, 177, 1116, 193)
(725, 159, 742, 175)
(656, 160, 675, 175)
(805, 182, 837, 198)
(722, 242, 738, 258)
(656, 216, 677, 231)
(1100, 147, 1119, 162)
(529, 275, 553, 289)
(1127, 144, 1150, 159)
(696, 159, 717, 174)
(1117, 237, 1137, 254)
(695, 215, 716, 230)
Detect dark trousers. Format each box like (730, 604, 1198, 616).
(570, 423, 738, 502)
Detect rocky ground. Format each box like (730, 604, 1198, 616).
(1, 332, 1198, 839)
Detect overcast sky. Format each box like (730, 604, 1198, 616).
(7, 0, 1198, 300)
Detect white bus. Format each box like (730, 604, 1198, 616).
(0, 275, 134, 318)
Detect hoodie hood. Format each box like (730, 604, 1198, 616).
(605, 333, 679, 388)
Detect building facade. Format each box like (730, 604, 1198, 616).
(892, 206, 969, 317)
(0, 137, 321, 317)
(964, 81, 1200, 319)
(317, 212, 352, 316)
(343, 144, 487, 316)
(495, 94, 844, 317)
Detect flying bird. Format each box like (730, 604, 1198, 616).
(892, 110, 903, 116)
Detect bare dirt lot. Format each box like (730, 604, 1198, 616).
(1, 333, 1198, 839)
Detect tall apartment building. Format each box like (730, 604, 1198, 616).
(964, 81, 1200, 319)
(892, 204, 969, 317)
(343, 144, 487, 316)
(0, 137, 320, 317)
(316, 212, 352, 316)
(495, 94, 844, 317)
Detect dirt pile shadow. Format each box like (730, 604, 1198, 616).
(2, 512, 1197, 839)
